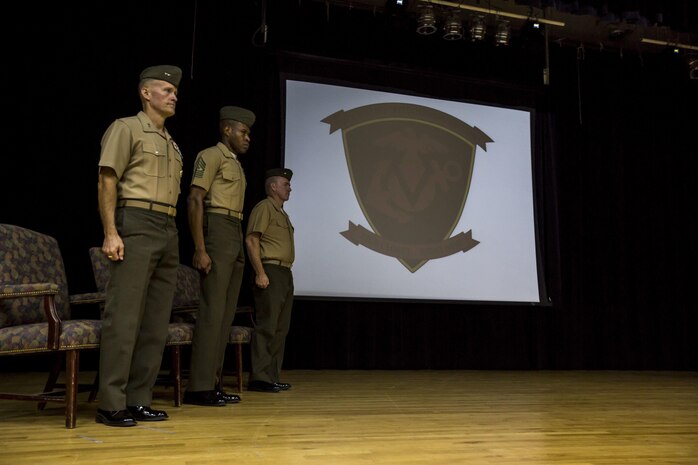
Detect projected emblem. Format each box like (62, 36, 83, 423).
(323, 103, 492, 273)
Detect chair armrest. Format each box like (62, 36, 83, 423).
(0, 282, 59, 299)
(0, 282, 62, 350)
(171, 306, 197, 324)
(172, 303, 198, 312)
(69, 291, 106, 305)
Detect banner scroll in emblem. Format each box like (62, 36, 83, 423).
(322, 103, 492, 273)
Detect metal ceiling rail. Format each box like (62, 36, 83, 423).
(426, 0, 566, 27)
(640, 38, 698, 51)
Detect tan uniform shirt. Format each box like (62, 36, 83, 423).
(246, 197, 295, 263)
(99, 111, 183, 206)
(190, 142, 246, 212)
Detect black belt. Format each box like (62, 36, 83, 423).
(262, 259, 293, 268)
(117, 199, 176, 217)
(206, 207, 243, 220)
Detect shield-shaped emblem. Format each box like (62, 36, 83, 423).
(323, 102, 491, 272)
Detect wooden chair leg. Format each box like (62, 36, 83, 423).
(215, 343, 245, 393)
(235, 343, 243, 393)
(170, 345, 182, 407)
(65, 350, 79, 429)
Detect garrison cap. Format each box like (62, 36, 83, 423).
(265, 168, 293, 180)
(219, 106, 256, 127)
(139, 65, 182, 87)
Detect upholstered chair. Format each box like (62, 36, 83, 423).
(170, 263, 255, 393)
(0, 224, 103, 428)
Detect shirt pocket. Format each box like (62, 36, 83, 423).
(221, 165, 241, 205)
(270, 217, 291, 235)
(221, 165, 240, 183)
(143, 143, 167, 178)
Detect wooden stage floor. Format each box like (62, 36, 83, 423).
(1, 370, 697, 464)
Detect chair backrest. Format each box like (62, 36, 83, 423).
(88, 246, 201, 312)
(172, 264, 201, 310)
(0, 224, 71, 328)
(88, 247, 110, 293)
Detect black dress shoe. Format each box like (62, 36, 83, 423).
(274, 382, 291, 390)
(95, 408, 137, 427)
(127, 405, 169, 421)
(183, 390, 226, 406)
(216, 390, 241, 403)
(248, 380, 281, 393)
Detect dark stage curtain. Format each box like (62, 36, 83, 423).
(2, 1, 696, 372)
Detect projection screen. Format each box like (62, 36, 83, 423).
(282, 78, 543, 304)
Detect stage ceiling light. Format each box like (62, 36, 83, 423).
(416, 4, 437, 35)
(386, 0, 409, 15)
(442, 13, 463, 40)
(469, 14, 486, 42)
(494, 19, 510, 46)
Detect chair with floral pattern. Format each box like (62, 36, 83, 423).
(176, 266, 255, 394)
(0, 224, 103, 428)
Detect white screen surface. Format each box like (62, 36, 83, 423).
(283, 79, 541, 303)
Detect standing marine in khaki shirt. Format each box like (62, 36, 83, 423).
(184, 106, 255, 406)
(245, 168, 295, 393)
(96, 65, 183, 427)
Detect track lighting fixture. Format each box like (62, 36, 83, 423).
(494, 19, 510, 46)
(442, 13, 463, 40)
(416, 4, 437, 35)
(469, 15, 486, 42)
